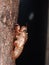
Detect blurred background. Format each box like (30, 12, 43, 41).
(45, 2, 49, 65)
(16, 0, 48, 65)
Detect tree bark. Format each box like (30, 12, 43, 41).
(0, 0, 20, 65)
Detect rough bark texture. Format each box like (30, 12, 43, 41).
(0, 0, 20, 65)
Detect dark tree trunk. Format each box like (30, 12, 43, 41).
(0, 0, 20, 65)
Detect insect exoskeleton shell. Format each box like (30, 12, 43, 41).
(12, 46, 24, 59)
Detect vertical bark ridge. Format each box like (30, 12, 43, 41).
(0, 0, 20, 65)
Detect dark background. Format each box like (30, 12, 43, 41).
(16, 0, 48, 65)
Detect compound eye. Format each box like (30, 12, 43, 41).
(20, 26, 27, 32)
(15, 24, 20, 32)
